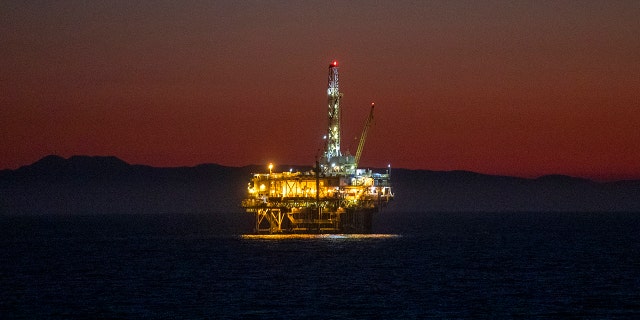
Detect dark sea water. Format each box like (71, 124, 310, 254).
(2, 212, 639, 319)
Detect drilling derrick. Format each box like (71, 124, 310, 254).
(241, 61, 394, 234)
(325, 61, 342, 161)
(320, 61, 355, 174)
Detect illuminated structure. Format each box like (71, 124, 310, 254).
(325, 60, 342, 161)
(241, 61, 393, 233)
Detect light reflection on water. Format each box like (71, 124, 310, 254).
(240, 234, 401, 240)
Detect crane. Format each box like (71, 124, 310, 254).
(354, 103, 375, 167)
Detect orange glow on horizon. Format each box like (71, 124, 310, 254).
(1, 2, 638, 181)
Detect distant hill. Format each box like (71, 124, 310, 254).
(390, 169, 640, 212)
(0, 155, 249, 215)
(1, 155, 639, 218)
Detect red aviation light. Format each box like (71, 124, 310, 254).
(332, 60, 338, 67)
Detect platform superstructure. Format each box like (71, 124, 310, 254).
(241, 61, 393, 233)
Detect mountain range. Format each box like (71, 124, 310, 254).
(2, 155, 639, 218)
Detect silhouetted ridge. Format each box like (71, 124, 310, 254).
(67, 155, 130, 171)
(28, 155, 67, 170)
(535, 174, 593, 184)
(1, 155, 640, 216)
(6, 155, 132, 181)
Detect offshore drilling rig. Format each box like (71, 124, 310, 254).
(241, 61, 393, 233)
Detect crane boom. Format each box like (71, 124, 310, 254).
(354, 103, 375, 167)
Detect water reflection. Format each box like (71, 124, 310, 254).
(240, 234, 401, 240)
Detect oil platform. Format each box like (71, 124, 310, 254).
(241, 61, 393, 234)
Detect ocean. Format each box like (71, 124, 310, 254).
(1, 212, 639, 319)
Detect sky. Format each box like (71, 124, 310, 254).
(1, 1, 639, 180)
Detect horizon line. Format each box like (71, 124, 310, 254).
(2, 154, 639, 183)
